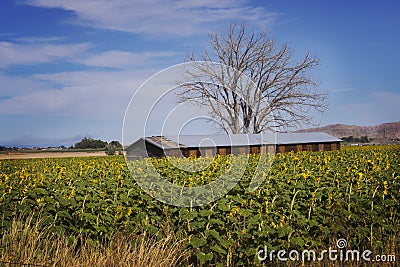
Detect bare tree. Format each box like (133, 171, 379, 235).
(177, 22, 328, 134)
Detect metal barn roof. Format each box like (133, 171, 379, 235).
(142, 132, 340, 149)
(145, 136, 184, 149)
(164, 133, 275, 148)
(276, 132, 342, 145)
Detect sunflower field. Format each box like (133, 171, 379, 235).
(0, 145, 399, 265)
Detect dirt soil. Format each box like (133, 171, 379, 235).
(0, 151, 107, 160)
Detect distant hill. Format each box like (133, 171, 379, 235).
(296, 122, 400, 139)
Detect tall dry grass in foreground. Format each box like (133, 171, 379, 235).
(0, 216, 189, 267)
(1, 218, 397, 267)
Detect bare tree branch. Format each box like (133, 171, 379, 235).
(178, 21, 328, 134)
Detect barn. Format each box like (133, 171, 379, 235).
(125, 132, 341, 160)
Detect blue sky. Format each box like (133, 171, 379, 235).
(0, 0, 399, 146)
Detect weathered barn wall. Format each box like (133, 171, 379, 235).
(125, 138, 147, 160)
(126, 134, 342, 160)
(275, 141, 341, 153)
(145, 141, 165, 158)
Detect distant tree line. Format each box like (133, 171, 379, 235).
(0, 146, 14, 151)
(1, 138, 122, 154)
(74, 137, 122, 150)
(341, 136, 371, 143)
(74, 137, 106, 149)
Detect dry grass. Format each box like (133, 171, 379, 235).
(1, 216, 396, 266)
(0, 216, 189, 267)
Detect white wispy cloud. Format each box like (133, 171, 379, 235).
(331, 87, 353, 93)
(15, 36, 66, 43)
(0, 88, 74, 114)
(79, 50, 180, 69)
(0, 37, 179, 69)
(0, 38, 181, 117)
(0, 41, 90, 68)
(0, 69, 155, 118)
(26, 0, 277, 37)
(0, 72, 48, 96)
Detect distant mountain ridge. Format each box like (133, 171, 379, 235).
(296, 122, 400, 139)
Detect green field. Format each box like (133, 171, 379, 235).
(0, 146, 399, 266)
